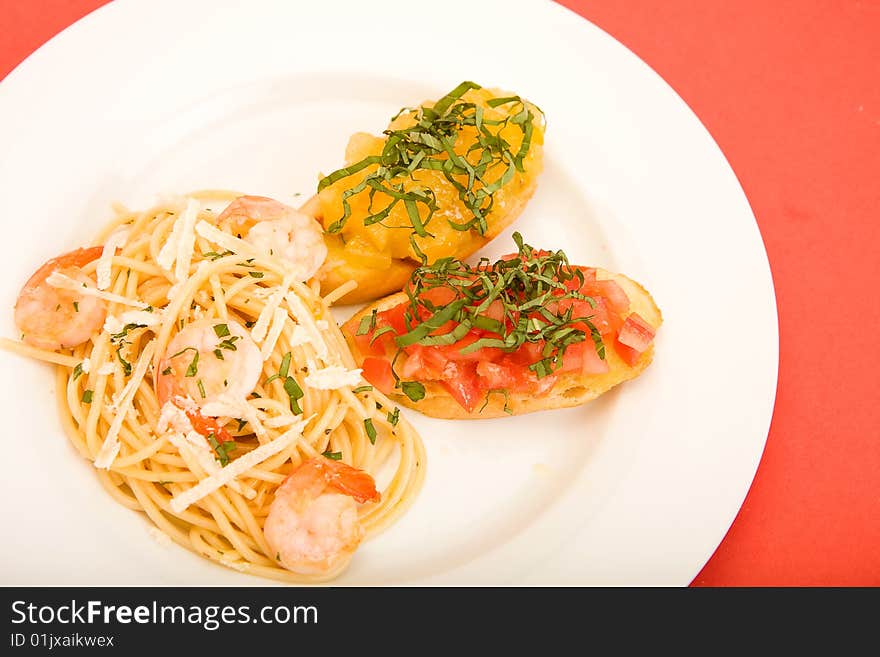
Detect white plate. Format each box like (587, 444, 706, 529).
(0, 0, 777, 585)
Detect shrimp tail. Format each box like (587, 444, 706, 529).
(183, 408, 236, 445)
(287, 458, 381, 504)
(21, 246, 105, 290)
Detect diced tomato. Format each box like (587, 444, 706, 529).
(381, 303, 409, 334)
(438, 361, 483, 412)
(561, 341, 609, 375)
(439, 332, 504, 362)
(400, 345, 447, 380)
(615, 313, 656, 366)
(354, 331, 387, 357)
(422, 286, 458, 306)
(618, 313, 655, 351)
(509, 341, 544, 368)
(562, 265, 597, 291)
(591, 280, 630, 313)
(484, 299, 505, 322)
(476, 360, 512, 389)
(361, 357, 396, 395)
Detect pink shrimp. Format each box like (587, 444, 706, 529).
(217, 195, 327, 280)
(155, 318, 262, 443)
(14, 246, 107, 351)
(264, 457, 380, 575)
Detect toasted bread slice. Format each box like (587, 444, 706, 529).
(341, 268, 662, 419)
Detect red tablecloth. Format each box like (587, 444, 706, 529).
(1, 0, 877, 586)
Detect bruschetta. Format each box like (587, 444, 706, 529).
(307, 81, 545, 304)
(340, 233, 662, 419)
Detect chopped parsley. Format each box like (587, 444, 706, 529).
(321, 450, 343, 461)
(283, 377, 304, 415)
(387, 407, 400, 426)
(364, 418, 377, 445)
(207, 433, 236, 467)
(81, 389, 93, 404)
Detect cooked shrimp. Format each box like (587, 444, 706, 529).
(217, 195, 327, 280)
(156, 318, 261, 440)
(264, 457, 380, 575)
(14, 246, 106, 351)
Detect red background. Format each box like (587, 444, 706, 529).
(1, 0, 877, 586)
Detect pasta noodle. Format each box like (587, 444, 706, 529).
(2, 193, 426, 582)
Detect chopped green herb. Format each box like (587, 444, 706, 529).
(197, 379, 206, 398)
(217, 336, 240, 351)
(213, 348, 224, 360)
(356, 311, 377, 336)
(73, 301, 79, 312)
(364, 418, 377, 445)
(283, 377, 304, 414)
(352, 385, 373, 394)
(72, 363, 84, 380)
(400, 381, 426, 402)
(206, 432, 236, 467)
(185, 351, 199, 377)
(387, 407, 400, 426)
(236, 418, 247, 432)
(279, 352, 292, 378)
(162, 366, 172, 376)
(322, 450, 343, 461)
(82, 389, 93, 404)
(116, 348, 132, 376)
(248, 271, 264, 278)
(213, 324, 230, 338)
(202, 250, 234, 261)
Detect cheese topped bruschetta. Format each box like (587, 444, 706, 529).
(340, 233, 662, 419)
(308, 81, 545, 304)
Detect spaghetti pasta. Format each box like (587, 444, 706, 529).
(2, 193, 426, 582)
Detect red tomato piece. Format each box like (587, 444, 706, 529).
(439, 360, 484, 412)
(361, 357, 396, 394)
(615, 313, 656, 365)
(592, 279, 630, 314)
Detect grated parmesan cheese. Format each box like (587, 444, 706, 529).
(80, 357, 91, 374)
(169, 418, 307, 513)
(304, 365, 363, 390)
(251, 273, 293, 343)
(96, 362, 116, 376)
(94, 340, 156, 469)
(96, 227, 130, 290)
(156, 199, 190, 270)
(284, 292, 328, 359)
(260, 307, 288, 361)
(46, 272, 148, 309)
(173, 198, 200, 283)
(195, 220, 264, 262)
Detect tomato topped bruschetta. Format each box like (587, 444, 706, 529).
(341, 233, 662, 419)
(307, 81, 545, 304)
